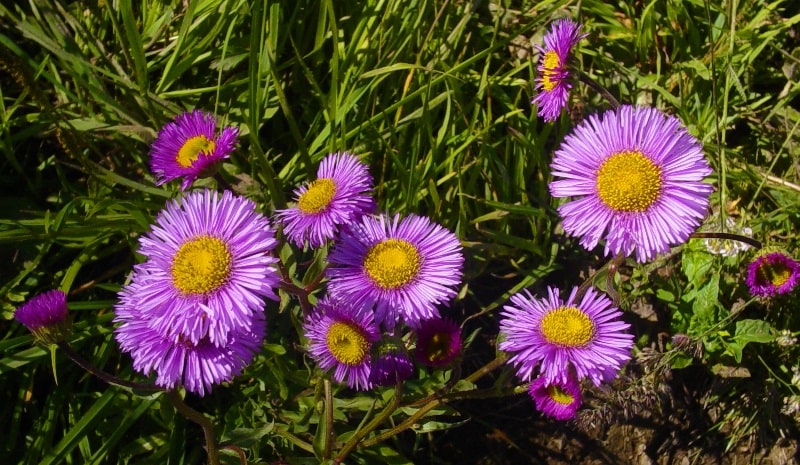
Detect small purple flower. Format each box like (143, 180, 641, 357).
(117, 189, 279, 347)
(14, 289, 71, 344)
(414, 317, 462, 368)
(529, 373, 582, 421)
(499, 286, 633, 386)
(150, 110, 239, 189)
(549, 105, 713, 262)
(303, 297, 380, 391)
(327, 213, 464, 328)
(369, 347, 414, 387)
(114, 273, 265, 396)
(746, 251, 800, 297)
(276, 152, 375, 248)
(531, 18, 587, 122)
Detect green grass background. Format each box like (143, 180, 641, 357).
(2, 0, 800, 463)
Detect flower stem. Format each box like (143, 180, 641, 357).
(577, 71, 621, 109)
(689, 231, 762, 250)
(333, 382, 404, 464)
(166, 389, 220, 465)
(56, 342, 162, 392)
(323, 379, 334, 460)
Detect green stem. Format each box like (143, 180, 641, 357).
(166, 389, 220, 465)
(323, 379, 334, 460)
(333, 382, 404, 464)
(56, 342, 162, 392)
(358, 355, 507, 450)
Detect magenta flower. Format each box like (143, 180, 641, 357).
(531, 18, 587, 122)
(549, 105, 713, 262)
(746, 251, 800, 297)
(14, 289, 71, 344)
(150, 110, 238, 189)
(276, 152, 375, 248)
(414, 317, 462, 368)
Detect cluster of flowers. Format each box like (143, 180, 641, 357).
(498, 17, 800, 421)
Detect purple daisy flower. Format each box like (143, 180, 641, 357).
(499, 286, 633, 386)
(150, 110, 239, 190)
(326, 213, 464, 328)
(532, 18, 587, 122)
(746, 251, 800, 297)
(414, 317, 462, 368)
(549, 105, 713, 262)
(114, 274, 265, 396)
(303, 297, 380, 390)
(14, 289, 71, 344)
(118, 189, 279, 347)
(529, 373, 582, 421)
(276, 152, 375, 248)
(369, 346, 414, 387)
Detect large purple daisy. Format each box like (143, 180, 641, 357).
(14, 289, 71, 345)
(531, 18, 587, 122)
(150, 110, 239, 190)
(499, 286, 633, 386)
(303, 297, 380, 390)
(276, 152, 375, 248)
(114, 274, 265, 396)
(326, 213, 464, 328)
(119, 189, 279, 347)
(746, 251, 800, 297)
(549, 105, 713, 262)
(529, 373, 582, 421)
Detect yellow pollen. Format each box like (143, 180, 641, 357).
(596, 151, 663, 212)
(547, 384, 575, 405)
(540, 306, 594, 347)
(757, 262, 792, 287)
(363, 239, 421, 289)
(541, 51, 561, 92)
(326, 321, 370, 365)
(425, 332, 452, 363)
(298, 178, 337, 214)
(176, 135, 216, 168)
(171, 235, 232, 295)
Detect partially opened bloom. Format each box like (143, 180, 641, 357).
(276, 152, 375, 248)
(369, 345, 414, 387)
(414, 317, 462, 368)
(746, 251, 800, 297)
(118, 189, 279, 347)
(303, 297, 380, 390)
(327, 213, 463, 327)
(499, 286, 633, 386)
(114, 274, 265, 396)
(150, 110, 239, 189)
(532, 18, 587, 122)
(529, 373, 582, 421)
(549, 105, 713, 262)
(14, 289, 71, 344)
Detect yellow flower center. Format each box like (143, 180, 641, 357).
(540, 306, 594, 347)
(326, 321, 370, 365)
(596, 150, 663, 212)
(541, 51, 561, 92)
(363, 239, 421, 289)
(298, 178, 337, 214)
(424, 332, 452, 363)
(176, 135, 215, 168)
(547, 384, 575, 405)
(757, 261, 792, 287)
(171, 235, 232, 295)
